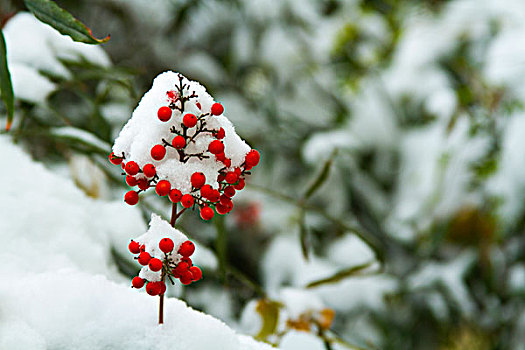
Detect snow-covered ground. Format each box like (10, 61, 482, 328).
(0, 136, 272, 349)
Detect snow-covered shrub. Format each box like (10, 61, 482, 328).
(109, 71, 260, 323)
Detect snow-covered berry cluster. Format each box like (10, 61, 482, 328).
(108, 71, 260, 221)
(129, 215, 202, 296)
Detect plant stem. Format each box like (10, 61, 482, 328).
(159, 203, 179, 324)
(170, 202, 178, 227)
(159, 273, 165, 324)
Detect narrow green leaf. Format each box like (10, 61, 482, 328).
(306, 261, 375, 288)
(49, 126, 111, 154)
(24, 0, 110, 44)
(299, 209, 309, 260)
(0, 30, 14, 131)
(303, 149, 338, 200)
(214, 215, 227, 280)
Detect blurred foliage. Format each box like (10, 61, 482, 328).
(2, 0, 525, 349)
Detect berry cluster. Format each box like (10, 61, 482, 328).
(109, 73, 260, 221)
(128, 237, 202, 296)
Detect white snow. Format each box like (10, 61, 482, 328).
(112, 71, 251, 194)
(407, 251, 477, 317)
(327, 235, 375, 267)
(3, 12, 111, 104)
(487, 113, 525, 223)
(134, 214, 189, 282)
(279, 288, 325, 320)
(0, 269, 274, 350)
(0, 135, 274, 349)
(262, 235, 394, 313)
(386, 118, 489, 240)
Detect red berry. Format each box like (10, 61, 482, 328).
(215, 128, 225, 139)
(143, 164, 156, 178)
(215, 152, 226, 162)
(126, 175, 138, 187)
(211, 103, 224, 116)
(208, 140, 224, 155)
(179, 241, 195, 257)
(196, 102, 201, 109)
(225, 171, 239, 184)
(216, 204, 228, 215)
(128, 240, 140, 254)
(200, 206, 214, 220)
(182, 257, 193, 266)
(167, 90, 178, 101)
(172, 135, 186, 149)
(190, 266, 202, 281)
(218, 174, 226, 182)
(180, 270, 193, 285)
(124, 191, 139, 205)
(245, 149, 260, 167)
(220, 195, 232, 207)
(140, 244, 146, 252)
(200, 185, 213, 199)
(191, 172, 206, 189)
(180, 194, 194, 208)
(137, 251, 151, 265)
(146, 281, 162, 296)
(159, 281, 167, 295)
(159, 238, 174, 253)
(137, 178, 150, 191)
(149, 258, 163, 272)
(158, 106, 172, 122)
(155, 180, 171, 196)
(151, 145, 166, 161)
(183, 113, 197, 128)
(125, 161, 139, 176)
(217, 197, 233, 214)
(169, 189, 182, 203)
(224, 186, 236, 197)
(109, 152, 123, 165)
(223, 158, 231, 168)
(174, 262, 189, 275)
(234, 178, 245, 190)
(207, 189, 220, 203)
(132, 276, 145, 288)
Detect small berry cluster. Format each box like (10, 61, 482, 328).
(109, 73, 260, 221)
(128, 237, 202, 296)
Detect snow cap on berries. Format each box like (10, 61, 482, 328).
(134, 214, 190, 282)
(112, 71, 252, 193)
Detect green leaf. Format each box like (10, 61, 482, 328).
(299, 209, 310, 260)
(255, 299, 281, 341)
(49, 126, 111, 154)
(306, 261, 375, 288)
(24, 0, 110, 44)
(302, 149, 338, 200)
(214, 215, 227, 281)
(0, 30, 14, 131)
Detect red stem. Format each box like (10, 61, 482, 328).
(159, 203, 179, 324)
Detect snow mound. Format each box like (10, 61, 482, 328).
(112, 71, 251, 193)
(0, 136, 273, 349)
(0, 269, 274, 350)
(133, 214, 190, 282)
